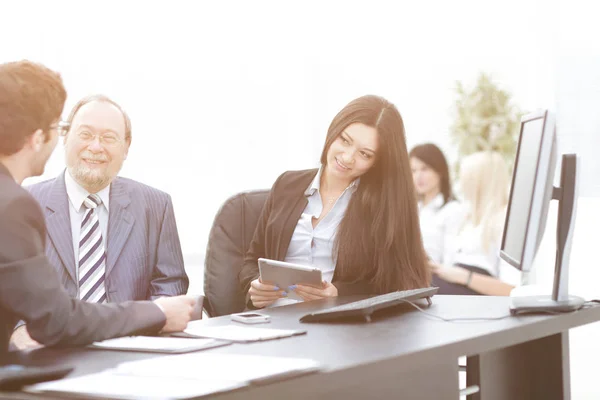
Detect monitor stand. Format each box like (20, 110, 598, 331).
(510, 295, 584, 314)
(510, 154, 585, 315)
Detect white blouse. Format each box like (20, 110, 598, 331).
(284, 168, 357, 282)
(418, 194, 464, 267)
(270, 168, 357, 307)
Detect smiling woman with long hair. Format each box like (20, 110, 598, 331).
(239, 95, 430, 308)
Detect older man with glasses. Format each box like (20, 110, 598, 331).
(11, 94, 189, 349)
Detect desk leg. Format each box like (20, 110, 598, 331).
(467, 332, 570, 400)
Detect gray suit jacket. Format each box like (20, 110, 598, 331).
(0, 163, 165, 360)
(28, 172, 189, 302)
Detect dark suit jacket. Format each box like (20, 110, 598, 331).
(28, 172, 188, 302)
(239, 169, 375, 300)
(0, 163, 165, 361)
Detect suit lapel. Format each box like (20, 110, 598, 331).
(45, 172, 76, 284)
(275, 169, 317, 260)
(105, 178, 134, 277)
(276, 195, 308, 260)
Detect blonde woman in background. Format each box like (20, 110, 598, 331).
(431, 151, 521, 296)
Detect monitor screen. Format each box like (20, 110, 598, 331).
(500, 110, 556, 271)
(502, 118, 544, 262)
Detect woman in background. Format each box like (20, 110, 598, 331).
(239, 95, 430, 308)
(409, 143, 463, 268)
(431, 151, 521, 296)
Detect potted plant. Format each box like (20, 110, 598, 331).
(450, 73, 524, 173)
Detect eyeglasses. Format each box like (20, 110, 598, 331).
(75, 130, 123, 146)
(51, 121, 71, 136)
(51, 121, 123, 146)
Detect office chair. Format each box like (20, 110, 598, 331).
(203, 189, 270, 317)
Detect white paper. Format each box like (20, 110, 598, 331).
(28, 353, 321, 399)
(183, 322, 304, 342)
(114, 353, 321, 382)
(28, 371, 243, 400)
(90, 336, 217, 352)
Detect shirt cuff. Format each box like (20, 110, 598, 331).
(154, 302, 166, 314)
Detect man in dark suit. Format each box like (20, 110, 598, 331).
(12, 94, 190, 348)
(0, 60, 195, 360)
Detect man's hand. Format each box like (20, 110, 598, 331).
(153, 296, 196, 333)
(294, 281, 338, 301)
(10, 325, 41, 350)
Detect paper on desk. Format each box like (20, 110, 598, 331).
(114, 353, 321, 383)
(183, 322, 306, 342)
(89, 336, 221, 353)
(28, 353, 321, 399)
(28, 370, 243, 400)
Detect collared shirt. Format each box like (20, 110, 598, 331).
(284, 167, 358, 281)
(270, 168, 357, 307)
(64, 171, 110, 283)
(418, 194, 464, 267)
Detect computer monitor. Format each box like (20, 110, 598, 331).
(500, 109, 584, 314)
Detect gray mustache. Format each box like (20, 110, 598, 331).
(81, 155, 108, 162)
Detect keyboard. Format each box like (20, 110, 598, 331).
(299, 287, 439, 323)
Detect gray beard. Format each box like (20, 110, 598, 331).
(69, 165, 111, 192)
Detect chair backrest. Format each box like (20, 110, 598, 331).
(203, 189, 270, 317)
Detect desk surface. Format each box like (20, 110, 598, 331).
(4, 295, 600, 399)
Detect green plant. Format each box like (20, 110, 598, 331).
(451, 73, 524, 172)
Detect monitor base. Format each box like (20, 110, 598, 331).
(510, 295, 585, 315)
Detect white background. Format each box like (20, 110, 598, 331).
(2, 0, 598, 397)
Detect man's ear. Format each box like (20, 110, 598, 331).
(61, 125, 70, 145)
(29, 129, 45, 152)
(124, 137, 131, 160)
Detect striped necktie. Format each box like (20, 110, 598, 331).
(78, 194, 107, 303)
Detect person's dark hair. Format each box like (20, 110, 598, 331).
(409, 143, 454, 205)
(65, 94, 132, 141)
(0, 60, 66, 156)
(320, 95, 430, 293)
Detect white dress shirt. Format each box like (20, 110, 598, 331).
(418, 194, 464, 267)
(285, 167, 358, 280)
(271, 167, 357, 307)
(64, 171, 110, 284)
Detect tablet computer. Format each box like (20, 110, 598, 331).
(258, 258, 322, 300)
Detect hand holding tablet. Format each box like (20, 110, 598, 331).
(258, 258, 323, 301)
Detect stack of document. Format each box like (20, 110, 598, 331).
(179, 322, 306, 342)
(30, 373, 239, 399)
(28, 353, 321, 399)
(88, 336, 230, 353)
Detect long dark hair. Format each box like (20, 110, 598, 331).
(409, 143, 454, 205)
(321, 95, 430, 293)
